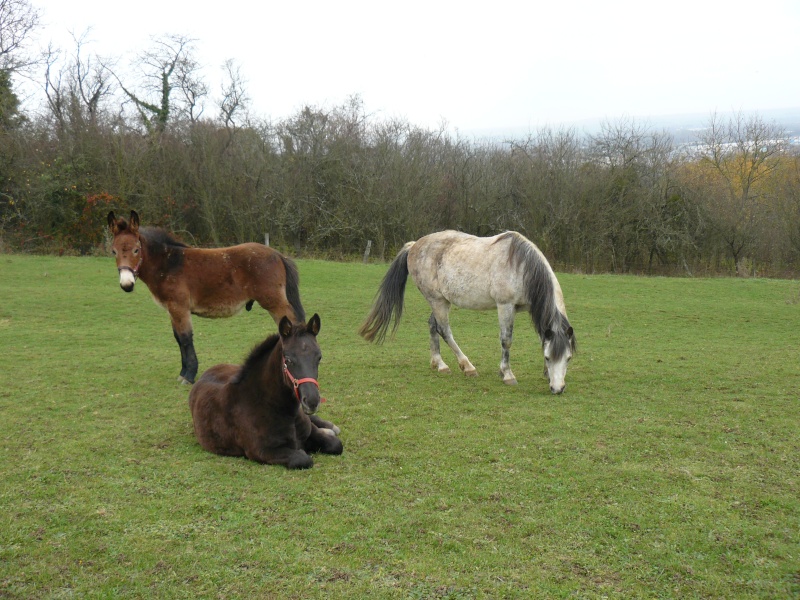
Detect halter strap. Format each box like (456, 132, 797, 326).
(282, 356, 320, 403)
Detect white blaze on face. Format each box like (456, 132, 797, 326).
(544, 340, 570, 394)
(119, 269, 136, 291)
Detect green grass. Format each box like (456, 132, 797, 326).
(0, 254, 798, 598)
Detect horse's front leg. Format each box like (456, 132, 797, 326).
(170, 310, 197, 384)
(301, 414, 343, 455)
(430, 302, 477, 377)
(497, 304, 517, 385)
(310, 414, 340, 436)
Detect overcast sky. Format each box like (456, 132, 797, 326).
(28, 0, 800, 135)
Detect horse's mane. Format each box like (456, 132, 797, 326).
(498, 232, 576, 359)
(232, 321, 313, 385)
(233, 333, 281, 385)
(139, 226, 189, 251)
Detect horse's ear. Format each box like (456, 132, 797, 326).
(566, 326, 574, 338)
(307, 313, 320, 336)
(279, 316, 293, 338)
(129, 210, 140, 234)
(107, 211, 117, 233)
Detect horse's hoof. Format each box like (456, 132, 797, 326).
(436, 366, 451, 374)
(330, 425, 341, 436)
(179, 377, 194, 385)
(503, 377, 518, 386)
(464, 369, 478, 377)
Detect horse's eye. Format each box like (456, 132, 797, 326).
(112, 249, 117, 255)
(285, 357, 293, 366)
(133, 248, 140, 255)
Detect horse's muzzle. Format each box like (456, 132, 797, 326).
(300, 394, 320, 415)
(118, 268, 136, 292)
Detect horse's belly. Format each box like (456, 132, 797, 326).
(192, 301, 247, 318)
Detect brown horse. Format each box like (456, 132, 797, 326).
(108, 210, 305, 384)
(189, 314, 343, 469)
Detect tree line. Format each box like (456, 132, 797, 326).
(1, 5, 799, 276)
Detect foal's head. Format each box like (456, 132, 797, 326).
(279, 314, 322, 415)
(107, 210, 142, 293)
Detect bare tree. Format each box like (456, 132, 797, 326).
(0, 0, 39, 73)
(43, 31, 113, 134)
(111, 34, 205, 134)
(219, 59, 248, 131)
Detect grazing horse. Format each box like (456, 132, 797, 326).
(189, 314, 343, 469)
(359, 230, 576, 394)
(107, 210, 305, 384)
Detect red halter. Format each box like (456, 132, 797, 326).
(282, 356, 321, 403)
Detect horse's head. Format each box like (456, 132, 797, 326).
(543, 324, 575, 395)
(107, 210, 142, 293)
(279, 314, 322, 415)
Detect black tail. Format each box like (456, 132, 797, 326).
(281, 255, 306, 323)
(358, 244, 412, 343)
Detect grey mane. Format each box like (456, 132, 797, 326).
(498, 232, 576, 359)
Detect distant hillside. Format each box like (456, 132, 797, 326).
(467, 107, 800, 144)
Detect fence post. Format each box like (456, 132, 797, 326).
(363, 240, 372, 264)
(264, 233, 270, 247)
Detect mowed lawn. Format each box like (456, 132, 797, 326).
(0, 253, 798, 599)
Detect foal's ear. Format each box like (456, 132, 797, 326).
(307, 313, 321, 336)
(279, 316, 293, 338)
(129, 210, 140, 234)
(107, 211, 117, 233)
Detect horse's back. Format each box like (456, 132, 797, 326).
(408, 231, 526, 309)
(181, 243, 293, 316)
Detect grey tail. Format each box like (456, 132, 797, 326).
(358, 245, 411, 343)
(281, 255, 306, 323)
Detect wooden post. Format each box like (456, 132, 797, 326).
(264, 233, 270, 247)
(363, 240, 372, 264)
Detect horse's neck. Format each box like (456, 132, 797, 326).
(238, 345, 293, 408)
(136, 234, 155, 284)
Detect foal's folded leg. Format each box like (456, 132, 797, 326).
(246, 446, 314, 469)
(309, 414, 340, 436)
(305, 425, 344, 455)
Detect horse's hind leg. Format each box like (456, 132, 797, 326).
(428, 313, 451, 373)
(430, 301, 477, 377)
(497, 304, 517, 385)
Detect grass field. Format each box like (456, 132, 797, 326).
(0, 254, 798, 599)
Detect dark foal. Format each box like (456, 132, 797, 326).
(108, 210, 305, 384)
(188, 314, 343, 469)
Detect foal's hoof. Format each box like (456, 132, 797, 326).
(177, 376, 194, 385)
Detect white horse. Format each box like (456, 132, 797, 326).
(359, 230, 576, 394)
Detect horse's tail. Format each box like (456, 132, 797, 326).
(281, 254, 306, 323)
(359, 242, 413, 343)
